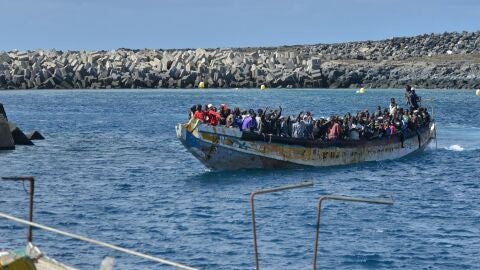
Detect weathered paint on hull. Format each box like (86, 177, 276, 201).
(176, 119, 436, 171)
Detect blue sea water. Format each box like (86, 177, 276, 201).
(0, 89, 479, 269)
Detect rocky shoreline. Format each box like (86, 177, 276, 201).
(1, 31, 480, 90)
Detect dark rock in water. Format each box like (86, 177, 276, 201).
(0, 103, 8, 121)
(27, 131, 45, 140)
(0, 119, 15, 150)
(8, 122, 34, 145)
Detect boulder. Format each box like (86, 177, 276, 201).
(0, 53, 12, 64)
(26, 131, 45, 140)
(0, 103, 7, 121)
(311, 70, 322, 80)
(8, 122, 34, 145)
(0, 119, 14, 150)
(307, 58, 321, 72)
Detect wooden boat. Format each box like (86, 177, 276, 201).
(176, 118, 436, 170)
(0, 243, 74, 270)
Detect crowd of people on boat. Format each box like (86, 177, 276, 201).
(188, 86, 430, 141)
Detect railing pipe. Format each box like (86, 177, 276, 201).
(250, 181, 314, 270)
(0, 211, 197, 270)
(312, 195, 394, 270)
(1, 176, 35, 242)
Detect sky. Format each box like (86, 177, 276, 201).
(1, 0, 479, 51)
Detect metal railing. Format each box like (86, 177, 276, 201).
(312, 195, 394, 270)
(1, 176, 35, 242)
(2, 176, 395, 270)
(250, 181, 314, 270)
(0, 212, 197, 270)
(0, 176, 197, 270)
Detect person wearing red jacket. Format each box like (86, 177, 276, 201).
(207, 104, 220, 126)
(193, 104, 204, 122)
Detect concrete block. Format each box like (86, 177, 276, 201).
(168, 66, 179, 78)
(284, 61, 295, 69)
(0, 53, 11, 64)
(197, 64, 207, 74)
(32, 62, 40, 73)
(43, 78, 56, 88)
(19, 60, 29, 69)
(311, 70, 322, 79)
(8, 122, 34, 145)
(60, 80, 73, 89)
(27, 131, 45, 140)
(277, 57, 288, 64)
(0, 103, 8, 121)
(41, 68, 51, 80)
(266, 73, 275, 82)
(34, 76, 42, 86)
(0, 119, 14, 150)
(0, 74, 6, 85)
(88, 53, 102, 63)
(27, 80, 34, 88)
(18, 54, 29, 62)
(273, 69, 283, 79)
(307, 58, 321, 72)
(128, 60, 138, 72)
(53, 68, 64, 81)
(12, 75, 25, 85)
(13, 67, 23, 75)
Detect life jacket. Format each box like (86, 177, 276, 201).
(208, 110, 220, 126)
(193, 111, 204, 121)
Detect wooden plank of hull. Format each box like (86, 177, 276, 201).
(176, 120, 435, 170)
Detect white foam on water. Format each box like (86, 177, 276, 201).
(436, 124, 480, 152)
(445, 144, 465, 151)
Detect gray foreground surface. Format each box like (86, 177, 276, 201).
(1, 31, 480, 89)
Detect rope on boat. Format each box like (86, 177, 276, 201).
(0, 211, 197, 270)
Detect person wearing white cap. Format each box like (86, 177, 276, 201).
(206, 104, 220, 126)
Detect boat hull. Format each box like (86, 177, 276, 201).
(176, 119, 436, 171)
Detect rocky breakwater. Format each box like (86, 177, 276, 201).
(1, 31, 480, 89)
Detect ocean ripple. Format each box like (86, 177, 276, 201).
(0, 89, 479, 269)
